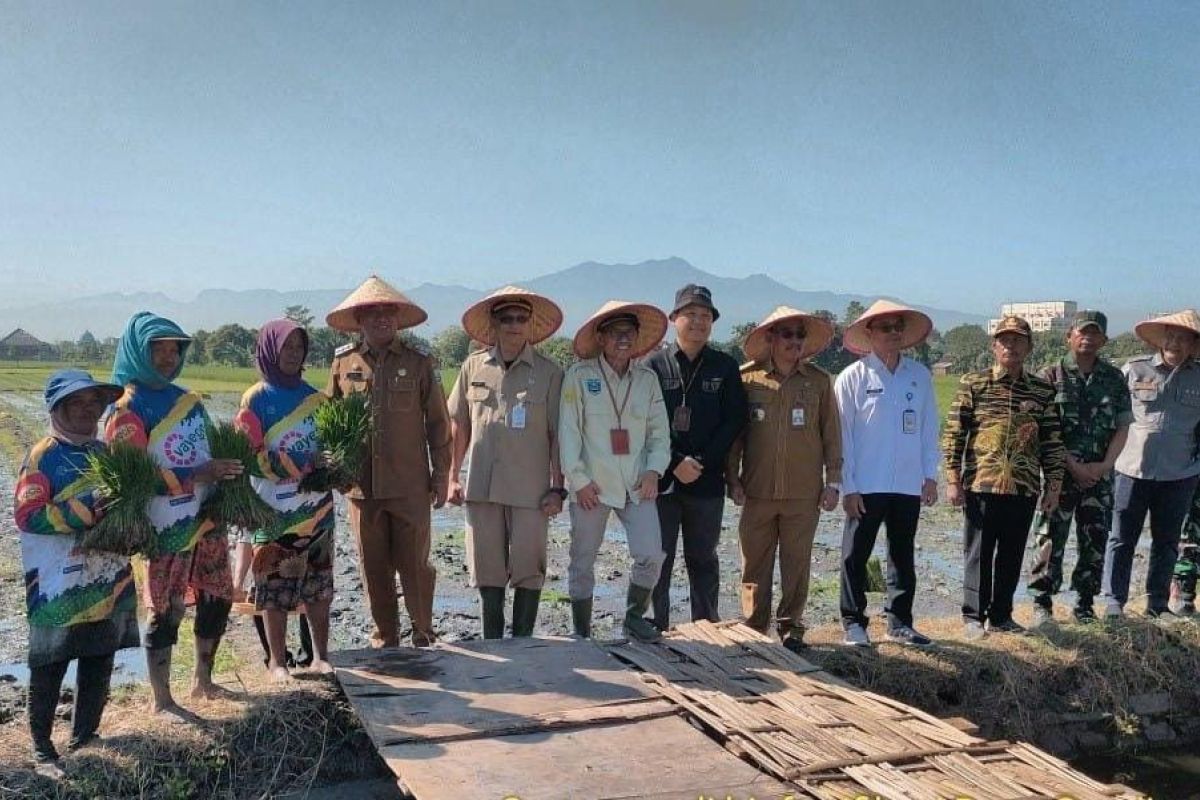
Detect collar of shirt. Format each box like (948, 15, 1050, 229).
(599, 354, 636, 384)
(1151, 353, 1197, 372)
(486, 341, 535, 368)
(765, 358, 805, 382)
(990, 363, 1028, 384)
(864, 352, 909, 378)
(670, 341, 709, 367)
(358, 338, 408, 360)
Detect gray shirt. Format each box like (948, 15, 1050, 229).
(1115, 354, 1200, 481)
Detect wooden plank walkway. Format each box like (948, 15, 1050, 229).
(332, 622, 1140, 800)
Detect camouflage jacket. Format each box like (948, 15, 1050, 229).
(942, 365, 1066, 498)
(1040, 357, 1132, 464)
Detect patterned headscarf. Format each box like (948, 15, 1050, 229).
(111, 312, 191, 389)
(256, 319, 308, 389)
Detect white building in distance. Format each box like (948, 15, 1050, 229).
(988, 300, 1078, 334)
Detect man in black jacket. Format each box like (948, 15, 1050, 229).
(647, 284, 747, 630)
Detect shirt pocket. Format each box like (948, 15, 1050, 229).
(787, 390, 819, 434)
(747, 388, 774, 425)
(1132, 383, 1160, 404)
(388, 376, 418, 412)
(1178, 386, 1200, 409)
(512, 381, 549, 429)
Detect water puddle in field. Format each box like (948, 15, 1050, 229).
(0, 646, 148, 687)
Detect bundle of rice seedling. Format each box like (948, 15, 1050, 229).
(79, 443, 159, 556)
(299, 392, 371, 493)
(204, 421, 278, 531)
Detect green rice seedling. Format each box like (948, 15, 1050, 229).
(204, 421, 278, 531)
(299, 392, 371, 493)
(78, 443, 159, 556)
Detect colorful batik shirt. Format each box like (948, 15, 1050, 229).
(104, 382, 215, 553)
(14, 436, 136, 626)
(234, 381, 334, 543)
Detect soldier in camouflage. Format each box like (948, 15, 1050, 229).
(1027, 311, 1132, 625)
(1172, 485, 1200, 614)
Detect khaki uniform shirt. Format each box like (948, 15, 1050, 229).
(1116, 354, 1200, 481)
(559, 356, 671, 509)
(326, 339, 452, 501)
(728, 360, 843, 501)
(447, 343, 563, 509)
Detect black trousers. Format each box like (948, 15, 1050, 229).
(28, 653, 114, 761)
(839, 493, 921, 629)
(653, 493, 724, 630)
(962, 491, 1037, 624)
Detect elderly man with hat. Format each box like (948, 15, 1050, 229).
(835, 300, 940, 647)
(325, 275, 452, 648)
(645, 284, 747, 631)
(726, 307, 842, 653)
(447, 286, 566, 639)
(1101, 309, 1200, 619)
(559, 300, 671, 642)
(1026, 310, 1131, 626)
(943, 316, 1065, 640)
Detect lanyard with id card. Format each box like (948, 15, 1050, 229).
(671, 353, 705, 433)
(508, 372, 536, 430)
(901, 390, 916, 435)
(601, 368, 633, 455)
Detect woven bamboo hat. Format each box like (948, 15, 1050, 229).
(1134, 309, 1200, 349)
(743, 306, 835, 364)
(461, 286, 563, 346)
(843, 299, 934, 355)
(325, 275, 428, 333)
(573, 300, 668, 360)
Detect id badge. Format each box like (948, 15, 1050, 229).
(610, 428, 631, 455)
(672, 405, 692, 433)
(791, 406, 805, 428)
(510, 403, 526, 430)
(902, 409, 917, 434)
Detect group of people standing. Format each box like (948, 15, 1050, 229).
(12, 270, 1200, 772)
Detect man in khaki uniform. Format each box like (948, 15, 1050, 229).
(727, 307, 842, 652)
(325, 275, 452, 648)
(448, 287, 566, 639)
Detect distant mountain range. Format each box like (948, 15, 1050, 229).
(0, 257, 989, 342)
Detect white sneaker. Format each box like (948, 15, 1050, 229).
(843, 623, 872, 647)
(962, 620, 986, 641)
(1103, 600, 1123, 619)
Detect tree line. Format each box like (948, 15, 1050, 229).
(45, 302, 1155, 374)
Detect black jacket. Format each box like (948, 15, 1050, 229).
(646, 343, 747, 497)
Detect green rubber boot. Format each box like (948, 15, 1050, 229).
(511, 588, 541, 637)
(623, 584, 663, 643)
(479, 587, 506, 640)
(571, 598, 593, 638)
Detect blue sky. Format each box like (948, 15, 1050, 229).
(2, 1, 1197, 322)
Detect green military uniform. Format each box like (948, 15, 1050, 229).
(1173, 485, 1200, 611)
(1027, 356, 1131, 616)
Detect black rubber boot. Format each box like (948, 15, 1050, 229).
(479, 587, 506, 639)
(69, 653, 114, 750)
(623, 584, 663, 643)
(28, 660, 68, 763)
(511, 588, 541, 637)
(571, 598, 593, 638)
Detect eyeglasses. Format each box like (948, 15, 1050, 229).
(870, 321, 906, 334)
(496, 314, 530, 325)
(773, 327, 806, 340)
(603, 325, 639, 341)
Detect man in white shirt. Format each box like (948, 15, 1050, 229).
(560, 301, 671, 642)
(835, 300, 941, 647)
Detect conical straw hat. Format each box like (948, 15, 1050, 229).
(461, 286, 563, 346)
(743, 306, 835, 364)
(325, 275, 428, 333)
(842, 299, 934, 355)
(1134, 309, 1200, 350)
(572, 300, 668, 360)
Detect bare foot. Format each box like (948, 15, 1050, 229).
(310, 659, 335, 675)
(189, 681, 241, 701)
(149, 702, 202, 725)
(268, 665, 294, 683)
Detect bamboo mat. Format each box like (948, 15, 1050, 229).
(607, 621, 1142, 800)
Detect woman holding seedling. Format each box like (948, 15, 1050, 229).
(234, 319, 336, 680)
(14, 370, 138, 774)
(104, 312, 243, 721)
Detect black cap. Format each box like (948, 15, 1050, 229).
(670, 284, 719, 321)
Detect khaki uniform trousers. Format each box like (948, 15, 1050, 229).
(348, 497, 436, 647)
(465, 502, 549, 590)
(738, 498, 820, 639)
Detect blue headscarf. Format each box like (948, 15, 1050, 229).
(111, 312, 192, 389)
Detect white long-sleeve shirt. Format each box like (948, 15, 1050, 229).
(834, 353, 941, 496)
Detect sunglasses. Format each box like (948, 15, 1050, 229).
(773, 327, 806, 340)
(870, 321, 906, 334)
(496, 314, 530, 325)
(603, 325, 639, 341)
